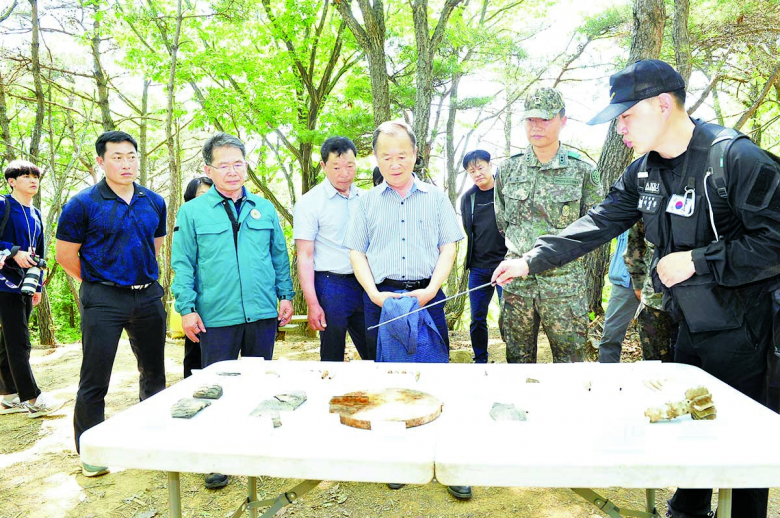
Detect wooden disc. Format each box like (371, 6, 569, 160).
(328, 388, 442, 430)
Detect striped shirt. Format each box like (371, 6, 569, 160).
(343, 177, 463, 284)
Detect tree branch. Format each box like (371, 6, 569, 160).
(734, 61, 780, 130)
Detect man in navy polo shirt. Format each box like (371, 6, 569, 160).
(293, 136, 367, 361)
(56, 131, 167, 477)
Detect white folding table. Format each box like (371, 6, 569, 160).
(80, 359, 780, 518)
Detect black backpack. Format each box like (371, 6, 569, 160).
(708, 128, 780, 200)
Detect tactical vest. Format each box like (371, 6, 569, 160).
(635, 120, 756, 332)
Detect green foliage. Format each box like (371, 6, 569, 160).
(578, 5, 631, 39)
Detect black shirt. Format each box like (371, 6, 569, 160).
(470, 187, 508, 269)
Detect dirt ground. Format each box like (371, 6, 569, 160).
(1, 326, 778, 518)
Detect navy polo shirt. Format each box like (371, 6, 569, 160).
(56, 179, 167, 285)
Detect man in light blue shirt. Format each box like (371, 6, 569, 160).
(343, 120, 467, 499)
(293, 137, 367, 361)
(598, 229, 640, 362)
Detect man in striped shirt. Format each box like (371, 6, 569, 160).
(344, 120, 469, 500)
(343, 121, 464, 361)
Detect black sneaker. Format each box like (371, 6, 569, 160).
(205, 473, 229, 489)
(386, 483, 405, 490)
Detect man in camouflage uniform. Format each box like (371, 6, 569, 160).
(624, 220, 676, 362)
(495, 87, 603, 363)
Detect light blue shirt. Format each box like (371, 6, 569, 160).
(293, 178, 362, 275)
(608, 230, 631, 289)
(343, 177, 464, 284)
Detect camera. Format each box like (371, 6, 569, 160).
(20, 254, 46, 297)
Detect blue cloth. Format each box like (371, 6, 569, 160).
(608, 230, 631, 289)
(364, 284, 449, 361)
(293, 178, 362, 274)
(343, 176, 463, 284)
(56, 179, 166, 285)
(376, 294, 449, 363)
(0, 196, 45, 293)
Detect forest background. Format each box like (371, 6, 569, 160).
(0, 0, 778, 346)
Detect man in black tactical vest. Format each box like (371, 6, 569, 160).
(491, 59, 780, 518)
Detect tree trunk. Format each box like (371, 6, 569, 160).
(445, 250, 469, 330)
(672, 0, 692, 85)
(36, 287, 56, 346)
(412, 0, 433, 163)
(411, 0, 463, 166)
(335, 0, 391, 127)
(504, 103, 512, 157)
(586, 0, 666, 316)
(28, 0, 44, 163)
(139, 78, 150, 186)
(365, 44, 391, 127)
(28, 0, 57, 340)
(92, 14, 115, 131)
(445, 74, 462, 205)
(162, 0, 184, 313)
(0, 70, 13, 164)
(66, 274, 82, 318)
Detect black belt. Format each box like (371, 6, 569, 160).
(380, 278, 430, 291)
(316, 271, 356, 279)
(99, 281, 153, 290)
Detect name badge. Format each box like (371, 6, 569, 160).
(637, 193, 663, 214)
(666, 189, 695, 217)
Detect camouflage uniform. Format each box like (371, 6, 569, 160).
(624, 220, 676, 362)
(495, 89, 603, 363)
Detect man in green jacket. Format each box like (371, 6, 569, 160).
(172, 132, 295, 365)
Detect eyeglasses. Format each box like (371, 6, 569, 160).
(208, 161, 247, 174)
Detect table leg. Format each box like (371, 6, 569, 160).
(645, 488, 656, 515)
(248, 476, 258, 518)
(168, 472, 182, 518)
(717, 488, 732, 518)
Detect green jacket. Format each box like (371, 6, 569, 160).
(172, 186, 295, 327)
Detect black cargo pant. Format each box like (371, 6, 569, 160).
(668, 293, 771, 518)
(74, 281, 166, 452)
(0, 291, 40, 402)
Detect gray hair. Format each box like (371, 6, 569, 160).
(372, 120, 417, 151)
(203, 132, 246, 165)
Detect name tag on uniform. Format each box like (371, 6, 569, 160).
(666, 192, 695, 217)
(637, 193, 663, 214)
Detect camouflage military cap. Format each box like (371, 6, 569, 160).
(523, 87, 565, 120)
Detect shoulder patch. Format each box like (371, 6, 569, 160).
(590, 169, 601, 187)
(567, 150, 581, 160)
(510, 151, 525, 159)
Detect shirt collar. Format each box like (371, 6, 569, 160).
(375, 174, 429, 196)
(524, 144, 568, 169)
(97, 178, 141, 200)
(323, 177, 360, 199)
(206, 185, 247, 207)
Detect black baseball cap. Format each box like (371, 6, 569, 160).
(587, 59, 686, 125)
